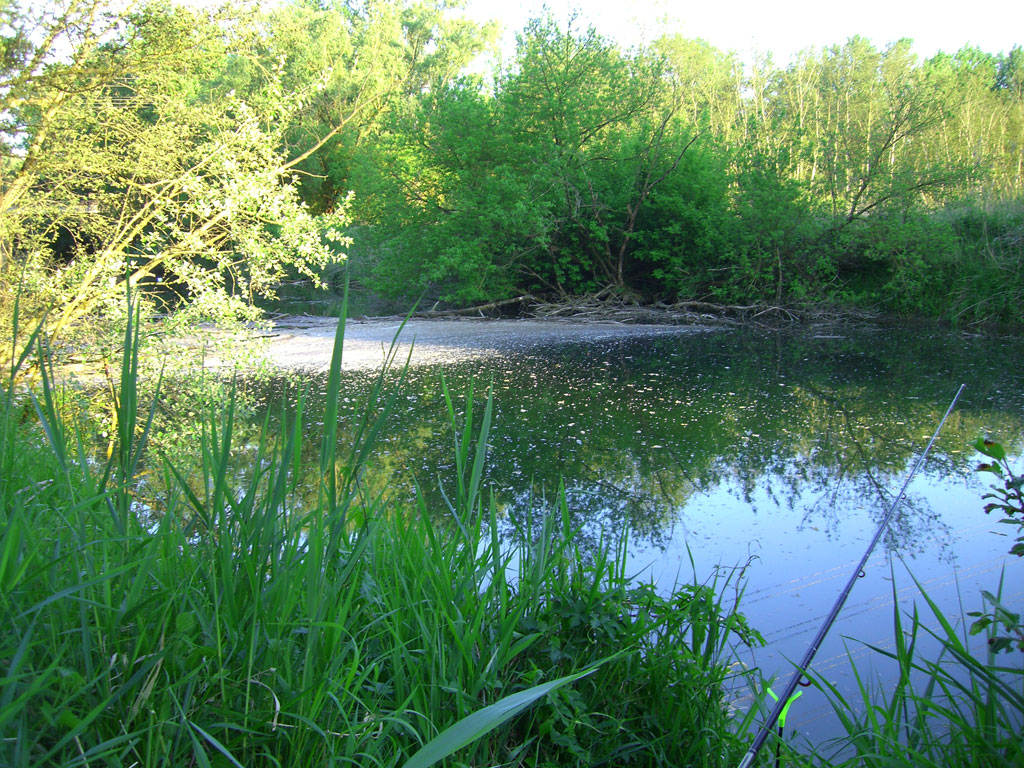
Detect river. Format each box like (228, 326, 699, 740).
(237, 321, 1024, 749)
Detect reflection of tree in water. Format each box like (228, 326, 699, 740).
(218, 326, 1024, 561)
(497, 460, 709, 555)
(736, 381, 955, 559)
(807, 388, 954, 560)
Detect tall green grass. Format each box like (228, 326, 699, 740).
(802, 571, 1024, 768)
(0, 297, 759, 767)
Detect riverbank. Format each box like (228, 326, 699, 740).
(1, 313, 760, 767)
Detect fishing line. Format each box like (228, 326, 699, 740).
(736, 383, 965, 768)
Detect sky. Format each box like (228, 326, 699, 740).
(462, 0, 1024, 66)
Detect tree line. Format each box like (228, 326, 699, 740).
(3, 0, 1023, 348)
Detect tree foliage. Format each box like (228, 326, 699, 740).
(1, 0, 352, 346)
(340, 20, 1024, 323)
(0, 0, 493, 346)
(2, 0, 1023, 335)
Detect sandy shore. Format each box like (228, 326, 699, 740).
(258, 316, 713, 371)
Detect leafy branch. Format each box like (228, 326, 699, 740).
(969, 438, 1024, 652)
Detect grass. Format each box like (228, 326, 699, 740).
(797, 568, 1024, 768)
(5, 289, 1021, 767)
(0, 292, 761, 767)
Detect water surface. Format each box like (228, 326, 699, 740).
(250, 324, 1024, 745)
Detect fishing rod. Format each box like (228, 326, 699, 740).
(736, 383, 966, 768)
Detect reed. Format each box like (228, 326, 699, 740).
(0, 298, 757, 767)
(804, 571, 1024, 768)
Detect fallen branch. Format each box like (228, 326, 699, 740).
(366, 291, 879, 329)
(524, 294, 878, 328)
(410, 295, 537, 319)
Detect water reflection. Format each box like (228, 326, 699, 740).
(238, 327, 1021, 568)
(211, 324, 1023, 747)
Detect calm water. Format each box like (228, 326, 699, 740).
(249, 324, 1024, 747)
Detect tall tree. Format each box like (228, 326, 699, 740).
(498, 18, 712, 293)
(0, 0, 347, 344)
(815, 38, 957, 220)
(996, 46, 1024, 191)
(243, 0, 496, 215)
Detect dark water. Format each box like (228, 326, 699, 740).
(248, 324, 1024, 745)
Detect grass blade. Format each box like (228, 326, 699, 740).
(402, 665, 601, 768)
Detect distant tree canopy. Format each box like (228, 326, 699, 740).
(355, 26, 1024, 324)
(2, 0, 1023, 345)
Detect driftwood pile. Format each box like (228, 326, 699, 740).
(405, 288, 877, 328)
(528, 294, 758, 326)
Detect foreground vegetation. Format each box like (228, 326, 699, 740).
(3, 298, 1023, 766)
(0, 304, 767, 766)
(808, 577, 1024, 767)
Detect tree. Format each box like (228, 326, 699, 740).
(1, 0, 348, 347)
(654, 36, 742, 142)
(497, 18, 667, 292)
(813, 38, 958, 220)
(244, 0, 497, 215)
(350, 79, 539, 304)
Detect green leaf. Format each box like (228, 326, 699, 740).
(975, 438, 1007, 462)
(188, 721, 246, 768)
(402, 665, 600, 768)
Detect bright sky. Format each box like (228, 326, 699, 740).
(463, 0, 1024, 65)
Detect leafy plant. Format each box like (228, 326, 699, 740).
(1, 291, 759, 766)
(974, 438, 1024, 556)
(969, 438, 1024, 652)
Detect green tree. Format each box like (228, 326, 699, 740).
(995, 46, 1024, 192)
(360, 19, 727, 303)
(654, 36, 742, 142)
(496, 18, 709, 294)
(247, 0, 496, 216)
(1, 0, 348, 347)
(353, 80, 538, 303)
(795, 38, 957, 220)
